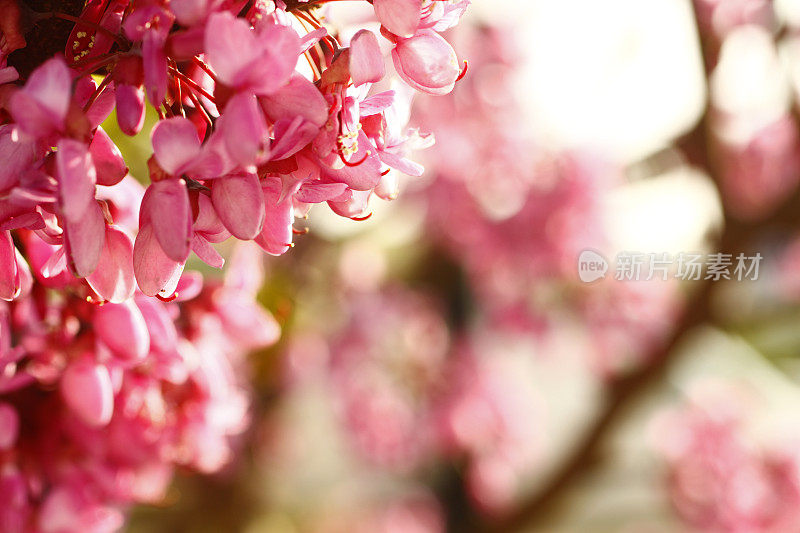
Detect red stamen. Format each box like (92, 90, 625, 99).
(75, 53, 119, 77)
(169, 67, 216, 102)
(85, 295, 107, 306)
(456, 60, 469, 82)
(292, 227, 309, 235)
(44, 11, 126, 47)
(156, 292, 179, 302)
(191, 56, 218, 82)
(186, 89, 213, 128)
(339, 149, 370, 167)
(82, 73, 113, 112)
(350, 212, 373, 222)
(381, 168, 391, 176)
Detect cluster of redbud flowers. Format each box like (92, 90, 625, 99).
(0, 0, 469, 530)
(0, 0, 468, 300)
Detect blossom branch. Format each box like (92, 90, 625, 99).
(455, 7, 800, 532)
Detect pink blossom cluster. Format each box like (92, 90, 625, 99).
(0, 235, 275, 532)
(695, 0, 800, 221)
(652, 383, 800, 532)
(415, 24, 610, 327)
(284, 287, 543, 514)
(0, 0, 469, 300)
(415, 24, 680, 373)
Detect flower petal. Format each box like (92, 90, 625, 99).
(349, 30, 385, 86)
(64, 200, 105, 278)
(145, 179, 192, 262)
(221, 92, 267, 167)
(61, 359, 114, 427)
(151, 117, 202, 175)
(90, 128, 128, 186)
(211, 172, 265, 240)
(133, 222, 185, 297)
(115, 84, 146, 136)
(373, 0, 421, 37)
(94, 300, 150, 361)
(0, 231, 18, 301)
(85, 225, 136, 303)
(392, 30, 460, 95)
(57, 138, 97, 222)
(255, 178, 294, 256)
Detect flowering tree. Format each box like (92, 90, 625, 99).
(0, 0, 470, 530)
(5, 0, 800, 532)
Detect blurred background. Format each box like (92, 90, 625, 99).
(118, 0, 800, 531)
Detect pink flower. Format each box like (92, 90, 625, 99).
(652, 383, 800, 532)
(60, 358, 115, 427)
(392, 30, 461, 96)
(9, 57, 72, 140)
(204, 11, 300, 96)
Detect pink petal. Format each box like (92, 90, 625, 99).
(9, 90, 61, 138)
(294, 181, 349, 203)
(64, 200, 105, 278)
(78, 77, 117, 128)
(193, 191, 229, 240)
(328, 189, 372, 218)
(116, 84, 146, 136)
(321, 130, 382, 190)
(204, 12, 261, 86)
(142, 16, 172, 105)
(221, 92, 267, 167)
(170, 0, 209, 26)
(60, 360, 114, 427)
(270, 117, 320, 161)
(215, 292, 281, 349)
(0, 231, 18, 301)
(86, 225, 136, 303)
(57, 138, 97, 222)
(191, 234, 225, 268)
(359, 90, 395, 116)
(144, 179, 192, 262)
(41, 246, 68, 279)
(0, 127, 36, 192)
(133, 223, 185, 297)
(22, 57, 72, 121)
(374, 0, 422, 37)
(255, 179, 294, 256)
(90, 128, 128, 186)
(135, 295, 179, 352)
(349, 30, 385, 86)
(211, 172, 265, 239)
(0, 67, 18, 84)
(375, 170, 399, 200)
(168, 26, 205, 60)
(379, 149, 424, 176)
(151, 117, 202, 175)
(13, 249, 32, 299)
(260, 73, 328, 128)
(240, 22, 301, 95)
(173, 270, 203, 301)
(94, 300, 150, 361)
(392, 30, 460, 95)
(300, 27, 327, 53)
